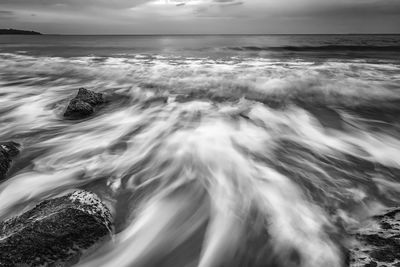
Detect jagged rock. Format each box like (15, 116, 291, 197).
(74, 87, 104, 106)
(0, 141, 20, 181)
(64, 99, 95, 117)
(0, 190, 113, 266)
(64, 88, 105, 119)
(349, 208, 400, 267)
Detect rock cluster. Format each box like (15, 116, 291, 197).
(0, 88, 116, 266)
(64, 88, 105, 119)
(0, 190, 113, 266)
(350, 208, 400, 267)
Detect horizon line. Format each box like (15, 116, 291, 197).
(41, 33, 400, 36)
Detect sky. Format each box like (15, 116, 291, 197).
(0, 0, 399, 34)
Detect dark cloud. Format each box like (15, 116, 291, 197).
(221, 1, 243, 8)
(212, 0, 243, 7)
(0, 0, 399, 33)
(0, 10, 14, 18)
(0, 0, 148, 11)
(295, 0, 400, 18)
(193, 0, 243, 16)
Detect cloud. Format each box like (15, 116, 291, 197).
(187, 0, 244, 17)
(215, 0, 243, 8)
(0, 0, 399, 33)
(291, 0, 400, 18)
(0, 10, 14, 18)
(222, 1, 243, 7)
(0, 0, 142, 9)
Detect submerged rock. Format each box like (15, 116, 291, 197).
(0, 141, 20, 180)
(64, 88, 105, 119)
(0, 190, 113, 266)
(349, 208, 400, 267)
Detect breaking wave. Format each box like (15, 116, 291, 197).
(0, 51, 400, 267)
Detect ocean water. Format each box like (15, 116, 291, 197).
(0, 34, 400, 267)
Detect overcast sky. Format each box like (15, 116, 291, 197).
(1, 0, 399, 34)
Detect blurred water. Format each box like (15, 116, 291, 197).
(0, 35, 400, 267)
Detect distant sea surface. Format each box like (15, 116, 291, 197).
(0, 35, 400, 267)
(1, 34, 400, 58)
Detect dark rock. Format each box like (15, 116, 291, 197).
(365, 261, 378, 267)
(0, 141, 20, 181)
(64, 88, 105, 119)
(349, 208, 400, 267)
(75, 88, 104, 106)
(381, 221, 393, 230)
(0, 190, 113, 266)
(64, 99, 94, 117)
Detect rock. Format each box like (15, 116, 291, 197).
(0, 190, 113, 266)
(349, 208, 400, 267)
(74, 87, 104, 106)
(0, 141, 20, 181)
(64, 99, 95, 118)
(64, 88, 105, 119)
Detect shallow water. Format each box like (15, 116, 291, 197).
(0, 35, 400, 267)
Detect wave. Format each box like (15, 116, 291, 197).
(0, 52, 400, 266)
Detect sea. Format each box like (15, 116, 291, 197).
(0, 34, 400, 267)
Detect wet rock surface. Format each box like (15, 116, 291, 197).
(0, 142, 20, 181)
(64, 88, 105, 119)
(349, 208, 400, 267)
(0, 190, 113, 266)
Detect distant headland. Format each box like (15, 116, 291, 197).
(0, 29, 42, 35)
